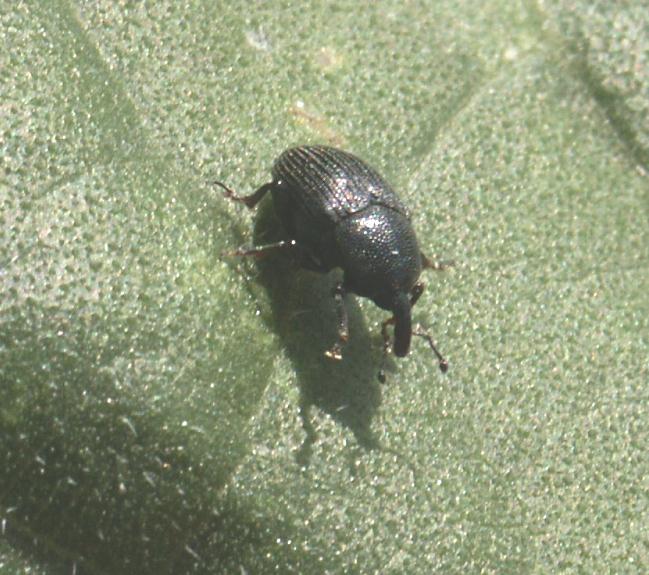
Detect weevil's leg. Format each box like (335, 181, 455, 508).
(421, 252, 454, 271)
(410, 281, 425, 306)
(410, 283, 448, 372)
(213, 180, 274, 210)
(378, 315, 396, 383)
(224, 239, 299, 259)
(324, 282, 349, 361)
(412, 324, 448, 373)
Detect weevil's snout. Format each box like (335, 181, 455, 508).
(392, 293, 412, 357)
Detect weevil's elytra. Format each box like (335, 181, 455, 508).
(216, 145, 448, 380)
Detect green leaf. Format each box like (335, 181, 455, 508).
(1, 1, 647, 573)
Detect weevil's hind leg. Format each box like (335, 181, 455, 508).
(224, 239, 299, 259)
(421, 252, 454, 271)
(324, 282, 349, 361)
(213, 180, 274, 210)
(216, 179, 297, 259)
(412, 324, 448, 373)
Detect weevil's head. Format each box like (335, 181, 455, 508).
(335, 205, 422, 358)
(336, 205, 422, 304)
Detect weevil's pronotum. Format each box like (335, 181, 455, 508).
(215, 145, 448, 381)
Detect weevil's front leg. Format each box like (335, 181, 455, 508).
(412, 324, 448, 373)
(324, 282, 349, 361)
(409, 282, 448, 372)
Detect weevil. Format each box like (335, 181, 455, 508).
(216, 145, 448, 381)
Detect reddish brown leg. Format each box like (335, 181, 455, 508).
(421, 252, 454, 271)
(216, 179, 294, 259)
(410, 281, 424, 305)
(378, 316, 396, 383)
(412, 325, 448, 373)
(324, 282, 349, 361)
(213, 180, 273, 209)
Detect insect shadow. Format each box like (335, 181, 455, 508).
(241, 198, 387, 462)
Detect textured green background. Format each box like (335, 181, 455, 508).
(1, 1, 647, 573)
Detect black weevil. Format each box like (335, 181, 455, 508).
(216, 145, 448, 381)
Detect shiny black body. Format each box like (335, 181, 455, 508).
(218, 145, 447, 374)
(271, 147, 422, 314)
